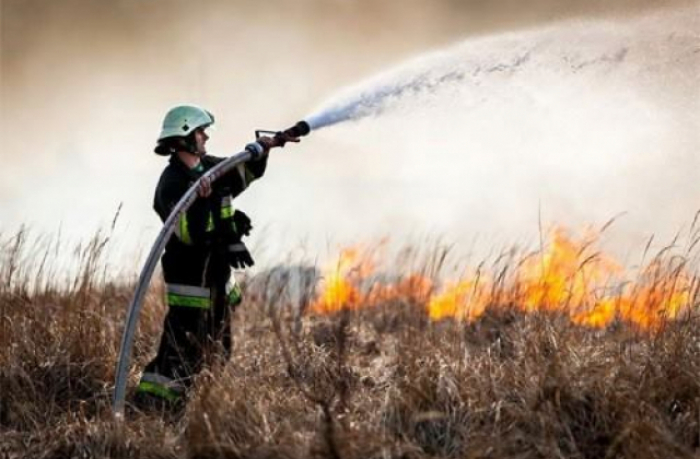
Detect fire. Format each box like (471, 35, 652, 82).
(310, 246, 433, 313)
(366, 274, 433, 306)
(428, 278, 490, 322)
(310, 247, 365, 313)
(616, 262, 693, 330)
(310, 227, 697, 331)
(515, 227, 623, 314)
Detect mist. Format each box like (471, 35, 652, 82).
(1, 0, 698, 268)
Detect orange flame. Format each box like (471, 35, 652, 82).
(366, 274, 433, 306)
(311, 227, 696, 331)
(310, 247, 365, 313)
(428, 277, 491, 322)
(515, 227, 623, 314)
(311, 245, 433, 313)
(617, 262, 693, 330)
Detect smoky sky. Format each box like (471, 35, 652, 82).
(1, 0, 698, 267)
(3, 0, 693, 95)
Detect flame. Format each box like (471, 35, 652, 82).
(310, 226, 696, 331)
(428, 277, 490, 322)
(366, 274, 433, 305)
(310, 247, 364, 313)
(617, 262, 693, 330)
(572, 298, 618, 328)
(311, 246, 433, 313)
(515, 227, 623, 314)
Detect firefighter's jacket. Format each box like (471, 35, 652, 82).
(154, 154, 267, 309)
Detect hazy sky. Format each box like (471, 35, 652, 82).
(1, 0, 698, 269)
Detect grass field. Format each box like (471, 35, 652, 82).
(1, 225, 699, 459)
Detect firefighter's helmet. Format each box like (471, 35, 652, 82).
(157, 105, 215, 141)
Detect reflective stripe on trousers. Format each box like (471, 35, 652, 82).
(137, 372, 185, 401)
(166, 283, 211, 309)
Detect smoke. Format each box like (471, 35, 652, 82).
(291, 7, 700, 261)
(1, 0, 698, 266)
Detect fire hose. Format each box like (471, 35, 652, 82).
(112, 121, 310, 416)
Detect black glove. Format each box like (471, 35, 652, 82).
(227, 241, 255, 269)
(232, 210, 252, 237)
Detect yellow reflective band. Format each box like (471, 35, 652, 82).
(176, 214, 192, 245)
(137, 381, 181, 402)
(221, 206, 233, 219)
(167, 293, 211, 309)
(221, 195, 234, 219)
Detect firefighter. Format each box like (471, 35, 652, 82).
(136, 105, 292, 409)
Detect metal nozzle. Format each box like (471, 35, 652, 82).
(284, 120, 311, 138)
(256, 121, 311, 141)
(254, 120, 311, 148)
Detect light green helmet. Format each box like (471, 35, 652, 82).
(157, 105, 215, 141)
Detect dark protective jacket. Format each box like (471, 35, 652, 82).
(153, 154, 267, 308)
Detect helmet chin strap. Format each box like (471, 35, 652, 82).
(185, 134, 203, 157)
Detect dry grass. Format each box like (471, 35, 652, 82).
(1, 228, 699, 459)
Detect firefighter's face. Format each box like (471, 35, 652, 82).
(194, 127, 209, 156)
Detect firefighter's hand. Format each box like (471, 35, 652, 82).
(232, 210, 252, 237)
(258, 133, 300, 150)
(197, 176, 212, 198)
(228, 242, 255, 269)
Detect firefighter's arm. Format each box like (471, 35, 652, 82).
(211, 133, 294, 197)
(222, 155, 268, 198)
(206, 155, 267, 199)
(243, 134, 297, 180)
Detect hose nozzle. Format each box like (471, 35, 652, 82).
(283, 120, 311, 138)
(255, 120, 311, 148)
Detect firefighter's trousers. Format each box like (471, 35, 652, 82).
(137, 280, 241, 402)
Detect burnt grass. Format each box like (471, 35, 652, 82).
(1, 233, 700, 459)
